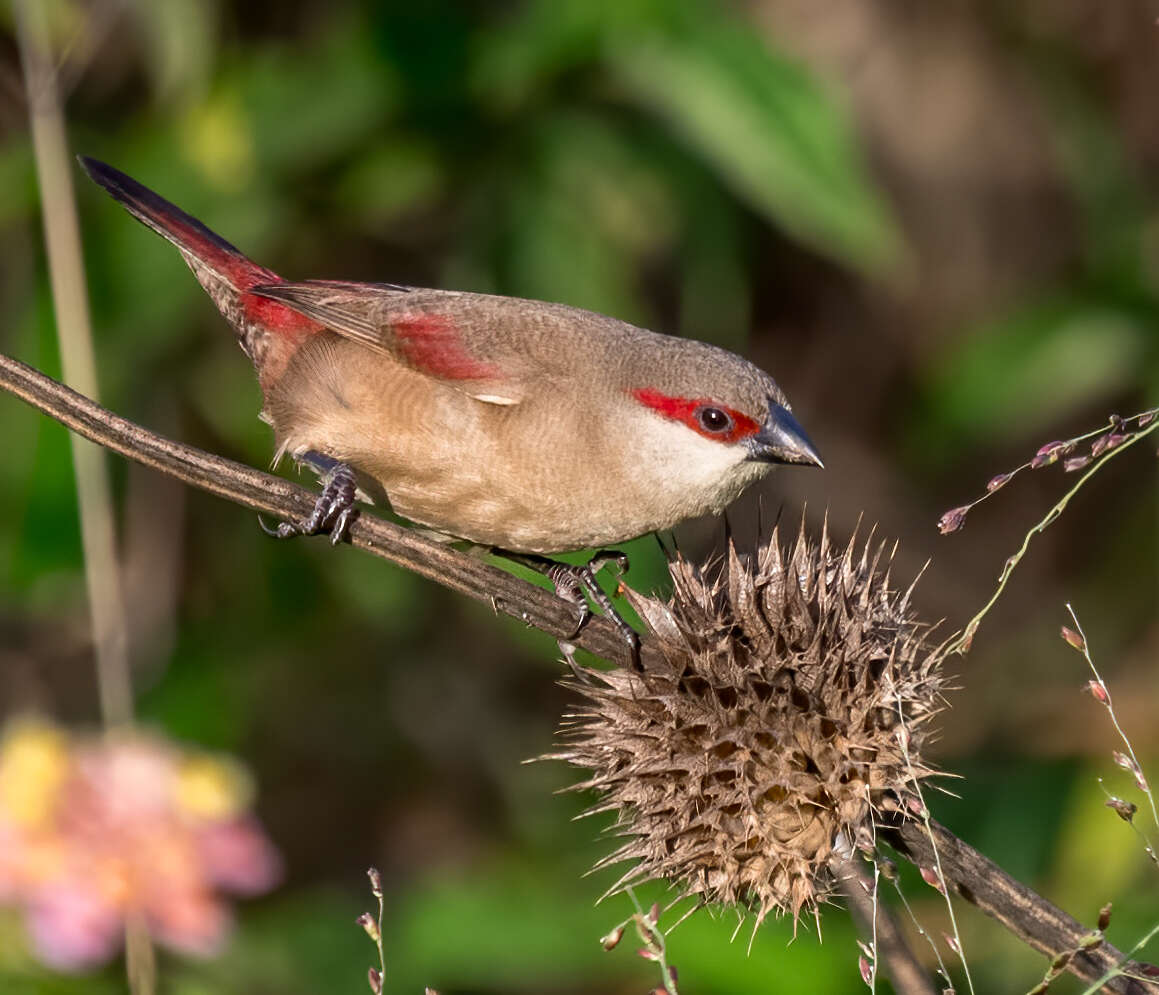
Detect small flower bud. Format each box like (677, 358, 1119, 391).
(1091, 432, 1127, 457)
(1064, 455, 1092, 472)
(986, 472, 1013, 492)
(357, 913, 380, 943)
(637, 947, 660, 962)
(367, 867, 383, 898)
(937, 506, 970, 535)
(1060, 626, 1085, 652)
(601, 925, 625, 951)
(859, 954, 874, 985)
(1105, 796, 1137, 822)
(920, 866, 945, 893)
(646, 902, 660, 927)
(1031, 441, 1065, 467)
(1112, 751, 1148, 790)
(1084, 680, 1109, 704)
(943, 933, 961, 955)
(1097, 903, 1112, 931)
(368, 967, 383, 994)
(1079, 930, 1104, 951)
(1139, 411, 1155, 427)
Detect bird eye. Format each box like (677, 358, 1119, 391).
(696, 406, 733, 434)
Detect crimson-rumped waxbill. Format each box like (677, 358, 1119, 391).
(80, 157, 822, 648)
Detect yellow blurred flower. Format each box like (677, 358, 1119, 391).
(175, 754, 253, 822)
(0, 719, 280, 971)
(0, 719, 69, 829)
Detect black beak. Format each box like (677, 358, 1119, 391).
(748, 403, 824, 467)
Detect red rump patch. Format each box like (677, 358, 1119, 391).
(393, 313, 502, 381)
(242, 291, 321, 346)
(632, 387, 760, 444)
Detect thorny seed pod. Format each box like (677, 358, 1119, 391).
(549, 522, 952, 933)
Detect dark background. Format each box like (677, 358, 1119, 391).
(0, 1, 1156, 991)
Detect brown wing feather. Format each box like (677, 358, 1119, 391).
(250, 281, 526, 404)
(250, 281, 406, 352)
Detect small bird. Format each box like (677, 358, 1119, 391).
(80, 157, 821, 649)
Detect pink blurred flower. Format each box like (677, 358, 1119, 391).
(0, 718, 282, 971)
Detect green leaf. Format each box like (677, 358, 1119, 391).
(913, 296, 1148, 458)
(607, 12, 901, 273)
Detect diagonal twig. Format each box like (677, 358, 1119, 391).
(885, 817, 1159, 994)
(0, 352, 651, 671)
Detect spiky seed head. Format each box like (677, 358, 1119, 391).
(549, 521, 951, 931)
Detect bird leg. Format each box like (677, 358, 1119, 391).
(263, 451, 360, 544)
(501, 549, 640, 666)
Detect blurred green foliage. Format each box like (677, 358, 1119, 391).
(1, 0, 1156, 993)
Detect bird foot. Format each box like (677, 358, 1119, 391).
(262, 454, 360, 545)
(503, 549, 640, 667)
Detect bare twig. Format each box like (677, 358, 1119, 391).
(0, 352, 648, 670)
(885, 817, 1159, 994)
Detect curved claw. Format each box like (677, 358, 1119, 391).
(260, 460, 359, 544)
(499, 548, 641, 667)
(546, 563, 592, 638)
(329, 504, 359, 545)
(588, 549, 630, 577)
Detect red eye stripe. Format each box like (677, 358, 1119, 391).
(631, 388, 761, 443)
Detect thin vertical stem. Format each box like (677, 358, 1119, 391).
(14, 0, 133, 726)
(14, 2, 149, 992)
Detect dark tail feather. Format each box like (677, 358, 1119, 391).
(78, 156, 272, 290)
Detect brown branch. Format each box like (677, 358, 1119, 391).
(885, 817, 1159, 994)
(0, 352, 651, 670)
(4, 351, 1156, 992)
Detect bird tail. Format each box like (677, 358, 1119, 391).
(79, 156, 277, 294)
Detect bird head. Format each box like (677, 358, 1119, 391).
(617, 337, 822, 521)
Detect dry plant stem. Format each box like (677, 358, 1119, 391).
(830, 855, 937, 995)
(1067, 605, 1159, 831)
(624, 888, 679, 995)
(0, 353, 649, 670)
(14, 7, 149, 993)
(886, 818, 1159, 995)
(949, 421, 1159, 654)
(6, 353, 1156, 989)
(14, 0, 133, 727)
(895, 693, 976, 995)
